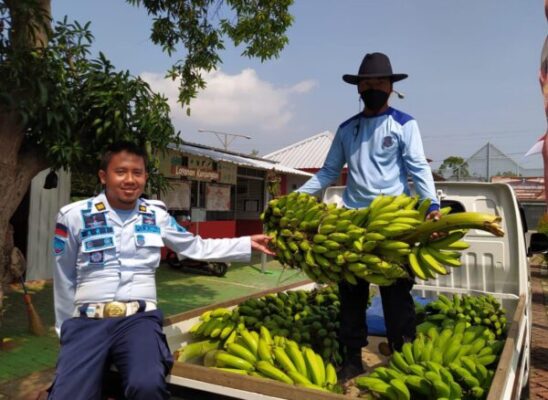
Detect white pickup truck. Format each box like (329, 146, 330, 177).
(163, 182, 533, 400)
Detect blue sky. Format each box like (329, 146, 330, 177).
(52, 1, 547, 171)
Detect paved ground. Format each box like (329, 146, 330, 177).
(2, 262, 548, 399)
(530, 264, 548, 400)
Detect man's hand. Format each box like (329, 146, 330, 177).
(426, 210, 441, 222)
(426, 210, 443, 240)
(250, 234, 276, 256)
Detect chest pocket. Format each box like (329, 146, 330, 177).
(134, 225, 164, 248)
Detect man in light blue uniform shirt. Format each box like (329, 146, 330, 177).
(49, 141, 274, 399)
(298, 52, 441, 380)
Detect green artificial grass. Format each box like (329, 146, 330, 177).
(0, 258, 306, 383)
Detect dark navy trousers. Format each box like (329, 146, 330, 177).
(48, 310, 173, 400)
(338, 277, 416, 352)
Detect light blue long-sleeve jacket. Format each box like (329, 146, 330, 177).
(52, 193, 251, 335)
(298, 107, 439, 210)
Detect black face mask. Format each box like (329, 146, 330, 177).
(360, 89, 389, 113)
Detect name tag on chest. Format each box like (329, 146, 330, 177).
(83, 236, 115, 252)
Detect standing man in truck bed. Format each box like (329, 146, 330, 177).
(297, 52, 441, 380)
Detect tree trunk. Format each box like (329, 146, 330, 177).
(0, 0, 52, 322)
(0, 115, 48, 317)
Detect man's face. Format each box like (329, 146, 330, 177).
(98, 150, 147, 210)
(357, 77, 392, 95)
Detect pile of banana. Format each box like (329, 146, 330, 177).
(262, 192, 504, 286)
(418, 293, 508, 339)
(177, 325, 339, 392)
(356, 321, 504, 399)
(187, 286, 343, 365)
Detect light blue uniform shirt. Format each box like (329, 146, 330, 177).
(298, 107, 440, 210)
(52, 193, 252, 334)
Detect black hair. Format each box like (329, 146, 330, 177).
(99, 141, 148, 171)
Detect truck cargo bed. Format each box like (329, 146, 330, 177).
(164, 183, 530, 400)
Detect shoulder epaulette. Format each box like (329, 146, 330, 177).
(339, 113, 361, 129)
(144, 199, 168, 211)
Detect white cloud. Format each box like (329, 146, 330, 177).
(141, 69, 316, 134)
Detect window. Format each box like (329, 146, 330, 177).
(190, 181, 206, 208)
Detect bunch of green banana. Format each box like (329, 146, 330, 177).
(188, 307, 239, 341)
(235, 286, 342, 364)
(175, 338, 221, 362)
(193, 325, 340, 392)
(262, 192, 505, 286)
(418, 293, 508, 339)
(357, 320, 504, 399)
(188, 286, 344, 365)
(407, 229, 469, 280)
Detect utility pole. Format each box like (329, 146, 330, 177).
(198, 129, 252, 151)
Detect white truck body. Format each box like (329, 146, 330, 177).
(164, 182, 531, 400)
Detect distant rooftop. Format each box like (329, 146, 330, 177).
(169, 141, 312, 177)
(263, 131, 335, 169)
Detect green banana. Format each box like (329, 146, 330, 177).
(325, 363, 338, 386)
(401, 342, 415, 365)
(255, 360, 293, 384)
(419, 246, 448, 276)
(405, 375, 432, 397)
(213, 367, 249, 375)
(355, 376, 392, 396)
(215, 350, 255, 372)
(390, 378, 411, 400)
(227, 342, 257, 364)
(239, 328, 258, 356)
(314, 353, 326, 387)
(426, 245, 462, 267)
(391, 351, 411, 373)
(177, 339, 220, 362)
(287, 370, 312, 385)
(304, 347, 324, 386)
(408, 247, 427, 280)
(285, 342, 308, 377)
(273, 346, 298, 373)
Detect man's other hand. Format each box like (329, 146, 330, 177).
(250, 234, 275, 256)
(426, 210, 443, 240)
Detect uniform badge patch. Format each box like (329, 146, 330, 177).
(53, 237, 65, 255)
(89, 251, 104, 264)
(55, 223, 69, 238)
(81, 226, 113, 239)
(139, 205, 147, 213)
(84, 236, 114, 251)
(136, 234, 145, 246)
(95, 202, 106, 211)
(135, 225, 160, 234)
(382, 136, 394, 148)
(83, 212, 107, 228)
(142, 213, 156, 226)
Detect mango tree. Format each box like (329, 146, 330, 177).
(0, 0, 293, 316)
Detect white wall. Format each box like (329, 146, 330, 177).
(26, 169, 71, 280)
(285, 174, 311, 193)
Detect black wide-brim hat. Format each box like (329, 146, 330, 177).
(343, 52, 408, 85)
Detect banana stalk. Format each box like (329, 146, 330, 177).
(402, 212, 504, 243)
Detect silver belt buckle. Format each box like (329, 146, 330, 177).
(103, 301, 127, 317)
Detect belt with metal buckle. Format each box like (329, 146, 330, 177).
(75, 300, 156, 319)
(104, 301, 127, 317)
